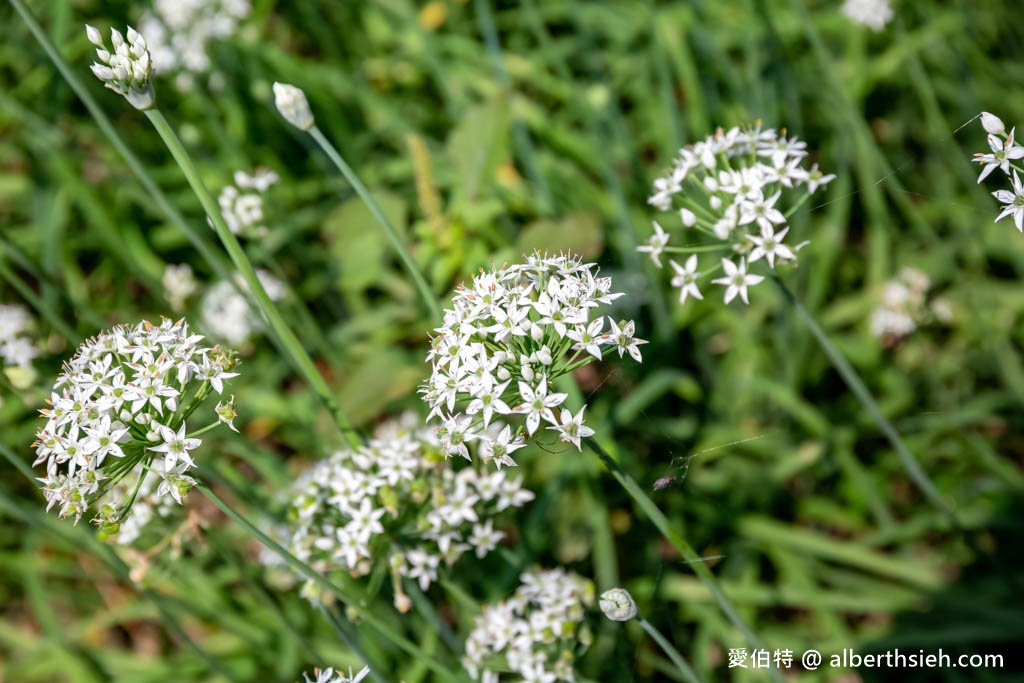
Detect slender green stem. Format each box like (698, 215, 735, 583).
(772, 277, 957, 524)
(307, 125, 441, 321)
(0, 255, 80, 343)
(8, 0, 234, 284)
(316, 604, 392, 683)
(583, 438, 784, 683)
(143, 108, 360, 450)
(637, 617, 703, 683)
(195, 481, 457, 678)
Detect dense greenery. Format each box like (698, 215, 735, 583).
(1, 1, 1022, 681)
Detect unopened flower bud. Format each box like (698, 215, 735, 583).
(273, 82, 314, 131)
(680, 207, 697, 227)
(599, 587, 637, 621)
(981, 111, 1005, 136)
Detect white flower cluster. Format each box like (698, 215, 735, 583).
(218, 169, 279, 238)
(85, 25, 155, 110)
(643, 124, 834, 306)
(973, 112, 1024, 231)
(275, 414, 534, 606)
(137, 0, 251, 90)
(32, 318, 238, 528)
(869, 267, 952, 342)
(463, 568, 594, 683)
(0, 303, 38, 370)
(201, 269, 286, 347)
(841, 0, 894, 31)
(421, 253, 644, 467)
(300, 666, 370, 683)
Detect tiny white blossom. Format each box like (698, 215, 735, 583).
(637, 221, 670, 267)
(993, 171, 1024, 231)
(712, 258, 764, 304)
(668, 256, 703, 304)
(841, 0, 894, 31)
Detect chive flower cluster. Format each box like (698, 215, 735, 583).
(421, 253, 645, 468)
(973, 112, 1024, 231)
(32, 318, 238, 530)
(462, 568, 594, 682)
(275, 414, 534, 606)
(642, 124, 834, 305)
(85, 25, 155, 110)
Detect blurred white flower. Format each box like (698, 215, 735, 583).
(268, 413, 533, 606)
(0, 303, 38, 370)
(162, 264, 198, 312)
(462, 568, 594, 682)
(200, 269, 286, 346)
(869, 267, 951, 342)
(137, 0, 250, 90)
(841, 0, 894, 31)
(217, 168, 278, 238)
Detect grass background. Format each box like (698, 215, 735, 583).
(1, 0, 1023, 681)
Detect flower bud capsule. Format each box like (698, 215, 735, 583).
(599, 587, 638, 621)
(273, 82, 315, 131)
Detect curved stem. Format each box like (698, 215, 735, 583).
(583, 438, 784, 683)
(772, 276, 958, 525)
(144, 109, 360, 450)
(307, 126, 442, 321)
(637, 616, 703, 683)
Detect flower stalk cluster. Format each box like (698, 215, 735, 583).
(421, 253, 645, 467)
(86, 24, 155, 110)
(32, 318, 238, 530)
(642, 124, 834, 305)
(463, 568, 594, 682)
(272, 414, 534, 607)
(973, 112, 1024, 231)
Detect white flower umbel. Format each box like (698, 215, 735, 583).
(420, 252, 644, 466)
(971, 113, 1024, 232)
(643, 124, 832, 306)
(300, 666, 370, 683)
(462, 568, 594, 683)
(273, 82, 315, 131)
(271, 414, 533, 608)
(841, 0, 895, 31)
(137, 0, 251, 90)
(85, 24, 155, 110)
(200, 269, 286, 347)
(217, 168, 279, 238)
(32, 318, 238, 529)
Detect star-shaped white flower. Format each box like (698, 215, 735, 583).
(748, 226, 796, 268)
(711, 258, 764, 304)
(148, 423, 200, 471)
(668, 255, 703, 303)
(993, 171, 1024, 231)
(637, 221, 670, 267)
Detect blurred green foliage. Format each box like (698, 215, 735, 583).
(2, 0, 1023, 681)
